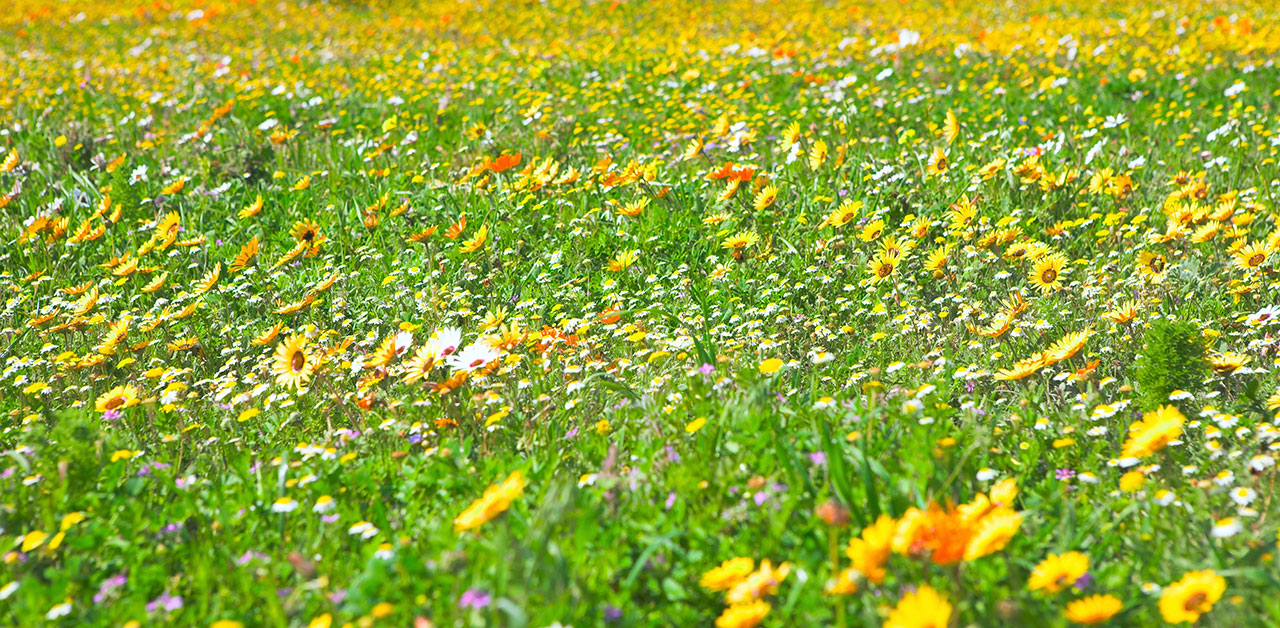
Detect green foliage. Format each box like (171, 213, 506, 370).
(1135, 319, 1208, 410)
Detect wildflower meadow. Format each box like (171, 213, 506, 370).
(4, 0, 1280, 626)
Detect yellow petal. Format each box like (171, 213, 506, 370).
(759, 358, 784, 374)
(21, 530, 47, 552)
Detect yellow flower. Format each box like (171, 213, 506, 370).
(724, 560, 790, 605)
(401, 345, 440, 384)
(818, 200, 862, 229)
(926, 147, 949, 176)
(1030, 252, 1067, 293)
(700, 557, 754, 591)
(21, 530, 47, 552)
(1159, 570, 1225, 624)
(95, 384, 140, 413)
(1209, 352, 1249, 375)
(868, 252, 899, 284)
(942, 109, 960, 144)
(753, 184, 778, 211)
(460, 224, 489, 253)
(758, 358, 783, 374)
(963, 509, 1023, 561)
(454, 470, 527, 532)
(722, 230, 760, 251)
(1120, 405, 1184, 459)
(886, 584, 951, 628)
(1065, 594, 1122, 625)
(1045, 330, 1091, 364)
(290, 219, 322, 244)
(715, 600, 770, 628)
(1233, 242, 1268, 269)
(607, 249, 639, 272)
(1137, 250, 1167, 282)
(685, 417, 707, 434)
(808, 139, 828, 169)
(1028, 551, 1090, 593)
(989, 478, 1019, 507)
(272, 334, 316, 390)
(846, 514, 895, 584)
(1119, 470, 1145, 492)
(859, 219, 885, 242)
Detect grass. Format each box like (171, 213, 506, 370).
(2, 0, 1280, 626)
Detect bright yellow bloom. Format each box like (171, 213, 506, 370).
(95, 384, 140, 413)
(1065, 594, 1122, 625)
(1159, 570, 1225, 624)
(272, 334, 316, 390)
(963, 509, 1023, 561)
(700, 557, 754, 591)
(1120, 405, 1185, 459)
(886, 584, 951, 628)
(453, 470, 527, 532)
(715, 600, 770, 628)
(1028, 551, 1090, 593)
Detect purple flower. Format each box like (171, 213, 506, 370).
(699, 363, 715, 374)
(603, 605, 622, 622)
(665, 445, 680, 463)
(94, 573, 127, 604)
(459, 588, 491, 610)
(808, 452, 828, 466)
(1055, 468, 1076, 481)
(236, 550, 268, 567)
(103, 409, 123, 421)
(146, 592, 183, 613)
(664, 492, 676, 510)
(1074, 573, 1095, 591)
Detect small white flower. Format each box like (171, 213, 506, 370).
(976, 468, 998, 481)
(1230, 487, 1257, 506)
(271, 497, 298, 513)
(313, 496, 335, 513)
(46, 601, 72, 620)
(1211, 517, 1242, 538)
